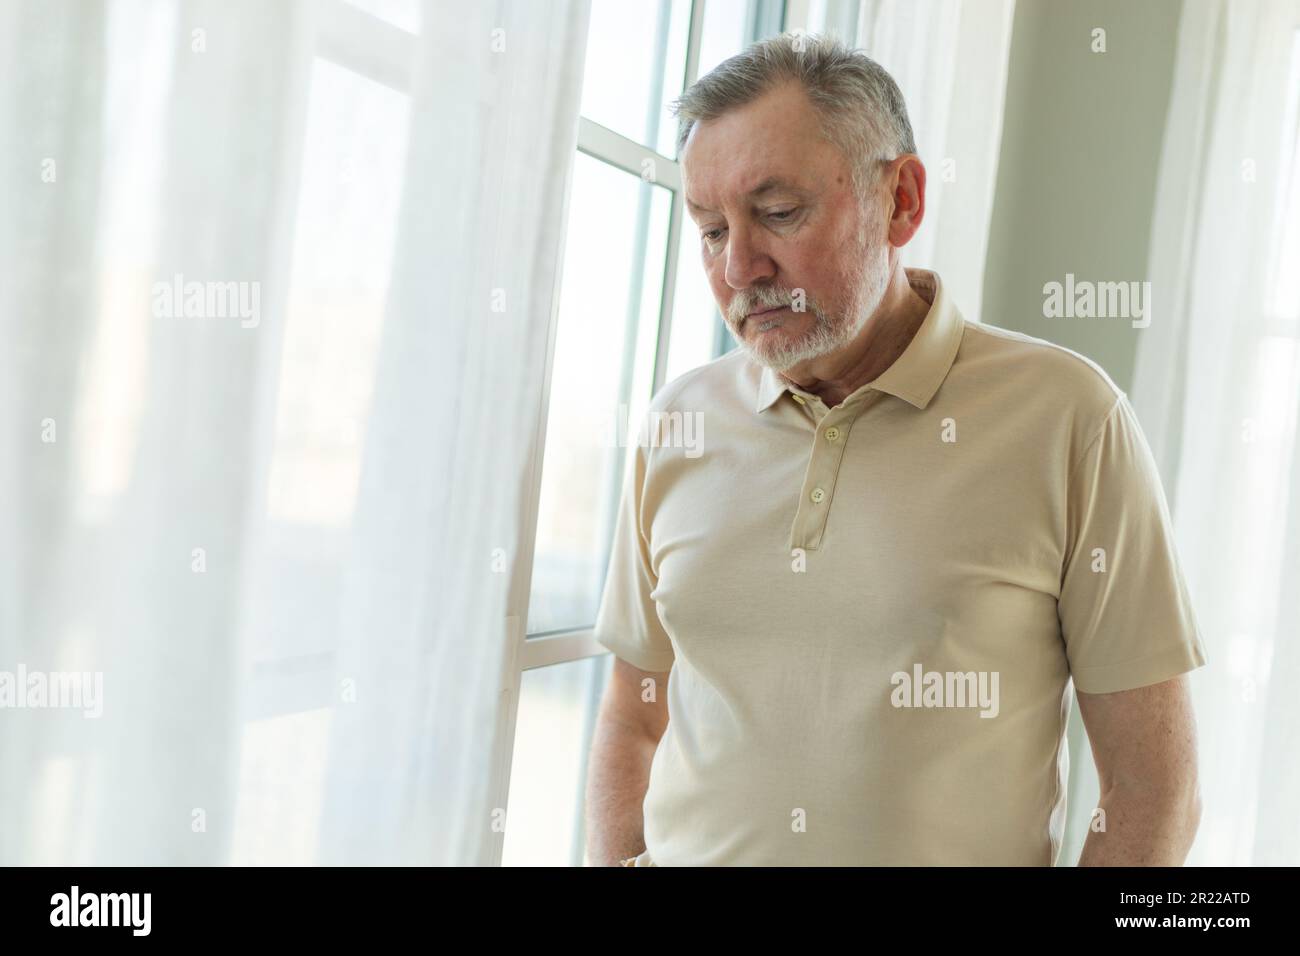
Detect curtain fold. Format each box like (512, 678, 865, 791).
(1130, 0, 1300, 865)
(0, 0, 589, 866)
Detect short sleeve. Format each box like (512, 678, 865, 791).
(1058, 393, 1208, 694)
(592, 427, 676, 673)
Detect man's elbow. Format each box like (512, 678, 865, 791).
(1104, 771, 1202, 862)
(1156, 775, 1203, 860)
(1180, 783, 1203, 848)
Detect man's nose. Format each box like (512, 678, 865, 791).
(723, 224, 776, 291)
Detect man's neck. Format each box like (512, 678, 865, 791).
(780, 269, 932, 409)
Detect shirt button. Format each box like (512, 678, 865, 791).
(810, 487, 826, 503)
(791, 394, 806, 405)
(825, 426, 840, 442)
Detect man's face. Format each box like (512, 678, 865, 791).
(680, 81, 891, 374)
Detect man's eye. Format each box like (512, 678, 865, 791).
(702, 228, 725, 242)
(768, 208, 796, 221)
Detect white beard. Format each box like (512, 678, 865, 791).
(730, 203, 890, 374)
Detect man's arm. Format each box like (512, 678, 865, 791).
(1074, 674, 1202, 865)
(584, 657, 670, 866)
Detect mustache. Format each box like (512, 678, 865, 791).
(730, 288, 795, 323)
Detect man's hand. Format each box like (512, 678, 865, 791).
(1075, 674, 1202, 865)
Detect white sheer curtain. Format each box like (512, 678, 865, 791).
(0, 0, 589, 865)
(1130, 0, 1300, 865)
(854, 0, 1016, 323)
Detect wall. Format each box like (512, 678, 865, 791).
(982, 0, 1183, 392)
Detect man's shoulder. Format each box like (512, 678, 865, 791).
(646, 347, 754, 415)
(957, 319, 1123, 423)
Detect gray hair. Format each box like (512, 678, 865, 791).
(669, 32, 916, 201)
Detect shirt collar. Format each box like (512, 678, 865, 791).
(754, 267, 964, 414)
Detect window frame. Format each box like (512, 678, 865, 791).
(495, 0, 796, 868)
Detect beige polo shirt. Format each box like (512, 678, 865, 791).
(593, 267, 1207, 866)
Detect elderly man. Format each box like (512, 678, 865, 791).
(584, 33, 1206, 867)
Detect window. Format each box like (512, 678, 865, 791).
(504, 0, 788, 867)
(526, 154, 672, 636)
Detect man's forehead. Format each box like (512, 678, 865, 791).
(681, 115, 835, 215)
(683, 171, 813, 215)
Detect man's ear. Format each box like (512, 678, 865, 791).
(886, 155, 926, 248)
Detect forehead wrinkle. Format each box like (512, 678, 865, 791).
(685, 174, 811, 217)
